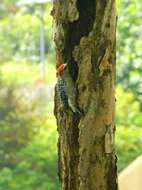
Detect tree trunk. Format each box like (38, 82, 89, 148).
(53, 0, 118, 190)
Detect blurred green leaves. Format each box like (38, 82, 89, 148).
(115, 0, 142, 172)
(116, 86, 142, 127)
(116, 86, 142, 172)
(117, 0, 142, 102)
(0, 75, 59, 189)
(0, 2, 54, 63)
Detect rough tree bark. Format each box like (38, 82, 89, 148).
(53, 0, 118, 190)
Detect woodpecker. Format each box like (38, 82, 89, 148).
(56, 63, 80, 114)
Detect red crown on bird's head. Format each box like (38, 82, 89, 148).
(57, 64, 66, 77)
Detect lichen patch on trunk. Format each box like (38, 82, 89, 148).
(68, 0, 79, 22)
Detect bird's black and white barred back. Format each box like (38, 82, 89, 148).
(56, 79, 68, 109)
(56, 63, 81, 114)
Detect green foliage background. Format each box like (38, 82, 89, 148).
(0, 0, 142, 189)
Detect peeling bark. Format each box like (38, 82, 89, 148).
(53, 0, 118, 190)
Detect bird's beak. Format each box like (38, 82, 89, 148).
(64, 63, 67, 69)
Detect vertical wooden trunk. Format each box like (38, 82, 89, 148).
(53, 0, 118, 190)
